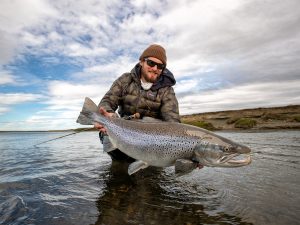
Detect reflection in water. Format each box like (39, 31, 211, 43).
(95, 162, 252, 225)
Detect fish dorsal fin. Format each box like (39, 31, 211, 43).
(128, 160, 148, 175)
(138, 117, 163, 123)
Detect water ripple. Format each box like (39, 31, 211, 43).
(1, 130, 300, 225)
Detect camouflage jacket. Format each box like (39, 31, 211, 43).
(99, 63, 180, 122)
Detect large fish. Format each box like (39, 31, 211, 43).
(77, 97, 251, 175)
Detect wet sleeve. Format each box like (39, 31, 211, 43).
(160, 87, 181, 122)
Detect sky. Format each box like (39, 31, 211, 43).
(0, 0, 300, 131)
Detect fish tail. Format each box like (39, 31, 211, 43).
(76, 97, 99, 125)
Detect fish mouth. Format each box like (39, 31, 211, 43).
(219, 154, 252, 167)
(200, 153, 252, 167)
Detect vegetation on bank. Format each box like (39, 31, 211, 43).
(293, 116, 300, 122)
(234, 118, 257, 129)
(182, 120, 216, 131)
(181, 105, 300, 130)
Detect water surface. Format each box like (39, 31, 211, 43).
(0, 130, 299, 225)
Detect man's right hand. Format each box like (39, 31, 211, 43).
(94, 107, 115, 133)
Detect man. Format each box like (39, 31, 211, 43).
(94, 44, 180, 161)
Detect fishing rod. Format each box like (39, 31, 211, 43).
(34, 127, 93, 147)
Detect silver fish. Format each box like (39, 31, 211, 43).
(77, 97, 251, 175)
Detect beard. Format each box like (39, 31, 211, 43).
(140, 66, 161, 83)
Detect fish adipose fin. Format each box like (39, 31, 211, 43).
(175, 159, 198, 176)
(128, 160, 149, 175)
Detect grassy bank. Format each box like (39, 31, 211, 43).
(181, 105, 300, 131)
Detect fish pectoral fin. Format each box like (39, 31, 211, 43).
(128, 160, 149, 175)
(103, 142, 116, 153)
(175, 159, 198, 176)
(101, 135, 117, 153)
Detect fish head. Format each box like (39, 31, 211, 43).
(193, 137, 251, 168)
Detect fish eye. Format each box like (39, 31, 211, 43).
(223, 146, 230, 152)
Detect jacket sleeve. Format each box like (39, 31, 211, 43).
(98, 74, 126, 112)
(160, 87, 181, 122)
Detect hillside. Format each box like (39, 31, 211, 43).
(180, 105, 300, 130)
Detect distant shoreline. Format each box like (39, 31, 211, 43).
(181, 104, 300, 130)
(1, 105, 299, 132)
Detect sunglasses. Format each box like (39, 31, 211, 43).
(144, 58, 165, 70)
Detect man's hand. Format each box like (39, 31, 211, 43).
(94, 107, 115, 133)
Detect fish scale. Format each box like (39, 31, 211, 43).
(77, 97, 252, 175)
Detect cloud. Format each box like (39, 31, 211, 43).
(42, 81, 108, 114)
(0, 0, 57, 64)
(72, 55, 137, 83)
(23, 110, 81, 131)
(21, 80, 109, 130)
(0, 69, 17, 85)
(179, 80, 300, 115)
(47, 80, 107, 99)
(175, 79, 201, 95)
(164, 0, 300, 85)
(0, 93, 43, 105)
(0, 106, 10, 114)
(0, 80, 107, 130)
(0, 93, 44, 116)
(1, 0, 300, 131)
(0, 0, 57, 32)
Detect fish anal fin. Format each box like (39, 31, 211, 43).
(175, 159, 198, 176)
(128, 160, 148, 175)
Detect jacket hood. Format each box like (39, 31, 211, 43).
(131, 63, 176, 91)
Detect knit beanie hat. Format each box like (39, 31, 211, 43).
(139, 44, 167, 65)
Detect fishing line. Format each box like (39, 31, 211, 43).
(33, 127, 93, 147)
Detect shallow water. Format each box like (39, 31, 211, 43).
(0, 130, 299, 225)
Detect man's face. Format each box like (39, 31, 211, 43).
(140, 57, 165, 83)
